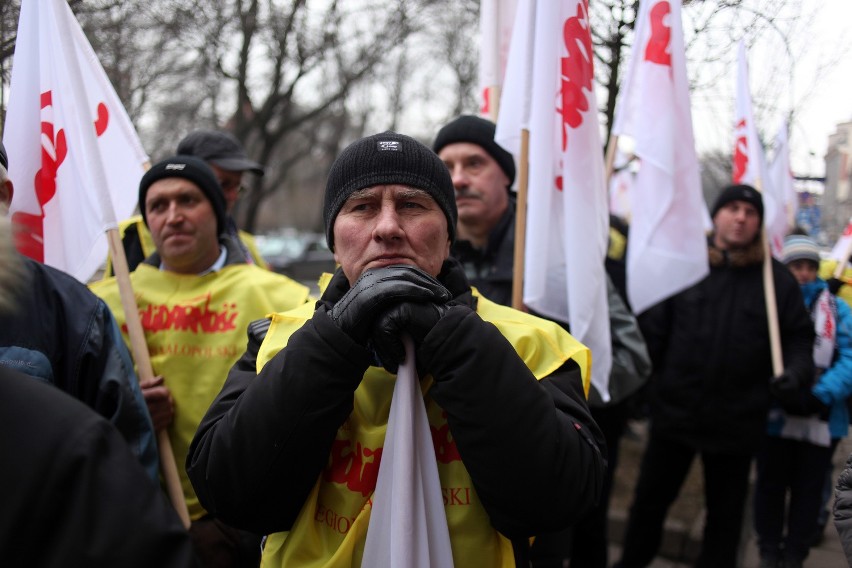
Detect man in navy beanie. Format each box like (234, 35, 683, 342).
(433, 115, 517, 306)
(614, 185, 815, 568)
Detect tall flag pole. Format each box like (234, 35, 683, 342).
(3, 0, 190, 527)
(497, 0, 612, 401)
(478, 0, 518, 121)
(733, 41, 783, 374)
(611, 0, 709, 315)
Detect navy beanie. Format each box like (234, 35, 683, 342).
(324, 131, 457, 252)
(432, 115, 516, 187)
(139, 155, 227, 235)
(711, 184, 764, 224)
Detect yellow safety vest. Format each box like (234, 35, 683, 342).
(255, 286, 590, 568)
(819, 259, 852, 309)
(90, 263, 309, 519)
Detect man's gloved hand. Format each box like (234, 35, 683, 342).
(827, 277, 844, 295)
(371, 301, 449, 373)
(329, 265, 451, 345)
(769, 371, 801, 408)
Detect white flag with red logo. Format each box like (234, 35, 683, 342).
(496, 0, 612, 401)
(478, 0, 519, 120)
(734, 41, 784, 257)
(4, 0, 148, 282)
(831, 219, 852, 263)
(768, 117, 798, 234)
(611, 0, 709, 314)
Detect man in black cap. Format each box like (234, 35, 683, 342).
(104, 130, 268, 277)
(186, 131, 605, 568)
(614, 185, 815, 568)
(177, 130, 268, 267)
(91, 155, 310, 568)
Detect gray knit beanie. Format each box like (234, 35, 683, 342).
(323, 131, 457, 251)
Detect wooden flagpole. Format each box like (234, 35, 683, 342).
(106, 227, 191, 529)
(604, 134, 619, 184)
(753, 177, 783, 376)
(512, 129, 530, 310)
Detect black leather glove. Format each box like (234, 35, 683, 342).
(328, 265, 450, 345)
(371, 301, 448, 373)
(827, 277, 844, 295)
(769, 371, 801, 408)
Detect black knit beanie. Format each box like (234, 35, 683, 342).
(323, 131, 457, 251)
(139, 155, 227, 235)
(432, 115, 516, 187)
(711, 184, 764, 225)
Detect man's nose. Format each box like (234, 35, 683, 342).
(373, 203, 403, 240)
(449, 165, 468, 190)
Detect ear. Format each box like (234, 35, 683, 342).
(0, 180, 13, 212)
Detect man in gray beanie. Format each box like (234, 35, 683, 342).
(187, 130, 605, 568)
(433, 115, 517, 306)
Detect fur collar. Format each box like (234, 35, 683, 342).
(707, 235, 764, 268)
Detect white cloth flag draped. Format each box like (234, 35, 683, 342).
(362, 337, 454, 568)
(830, 219, 852, 263)
(4, 0, 148, 282)
(768, 118, 798, 234)
(495, 0, 612, 401)
(611, 0, 709, 314)
(733, 41, 784, 257)
(478, 0, 519, 119)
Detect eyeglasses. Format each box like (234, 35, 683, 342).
(218, 178, 245, 194)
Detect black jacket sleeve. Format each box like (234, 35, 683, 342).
(419, 306, 606, 538)
(187, 308, 373, 534)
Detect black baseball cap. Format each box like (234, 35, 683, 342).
(177, 130, 264, 175)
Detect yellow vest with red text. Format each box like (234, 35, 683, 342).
(255, 287, 591, 568)
(90, 263, 309, 519)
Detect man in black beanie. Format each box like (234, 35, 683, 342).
(614, 185, 815, 568)
(187, 130, 606, 568)
(433, 115, 517, 305)
(91, 154, 310, 568)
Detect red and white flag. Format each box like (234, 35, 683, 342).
(496, 0, 612, 401)
(478, 0, 519, 120)
(734, 41, 784, 257)
(611, 0, 709, 314)
(768, 117, 798, 234)
(4, 0, 148, 282)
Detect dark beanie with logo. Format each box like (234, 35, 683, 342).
(710, 184, 764, 225)
(138, 155, 227, 235)
(323, 131, 457, 252)
(432, 115, 516, 187)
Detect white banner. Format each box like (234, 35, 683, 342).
(611, 0, 709, 314)
(496, 0, 612, 401)
(4, 0, 148, 282)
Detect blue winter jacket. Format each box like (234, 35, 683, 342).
(769, 278, 852, 440)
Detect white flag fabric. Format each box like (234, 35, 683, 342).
(830, 218, 852, 263)
(611, 0, 709, 315)
(4, 0, 148, 282)
(478, 0, 519, 119)
(768, 118, 798, 234)
(733, 41, 784, 257)
(362, 336, 454, 568)
(496, 0, 612, 402)
(608, 152, 634, 221)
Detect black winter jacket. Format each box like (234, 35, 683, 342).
(638, 238, 814, 454)
(187, 259, 605, 564)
